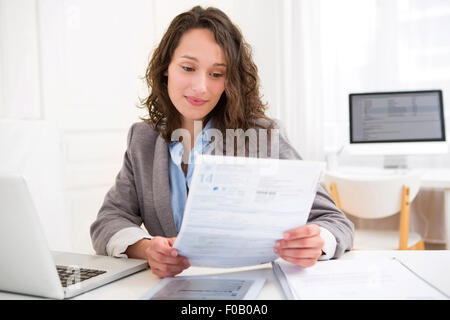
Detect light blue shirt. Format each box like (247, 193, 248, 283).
(168, 119, 214, 232)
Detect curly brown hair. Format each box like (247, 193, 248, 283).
(139, 6, 273, 142)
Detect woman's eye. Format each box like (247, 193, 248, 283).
(182, 66, 194, 72)
(211, 73, 224, 78)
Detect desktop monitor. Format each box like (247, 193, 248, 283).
(347, 90, 447, 168)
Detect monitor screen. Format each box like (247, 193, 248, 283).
(350, 90, 445, 144)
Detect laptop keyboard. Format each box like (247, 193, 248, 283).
(56, 265, 107, 287)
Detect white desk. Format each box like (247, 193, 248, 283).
(1, 250, 449, 300)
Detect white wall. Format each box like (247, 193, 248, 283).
(0, 0, 41, 119)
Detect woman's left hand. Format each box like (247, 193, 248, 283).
(274, 224, 325, 268)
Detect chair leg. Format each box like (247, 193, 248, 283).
(408, 239, 425, 250)
(329, 183, 342, 210)
(398, 186, 410, 250)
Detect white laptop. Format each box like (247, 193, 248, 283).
(0, 173, 149, 299)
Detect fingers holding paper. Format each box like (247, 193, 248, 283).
(145, 236, 191, 278)
(274, 224, 325, 268)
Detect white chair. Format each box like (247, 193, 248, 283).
(0, 119, 72, 251)
(322, 169, 425, 250)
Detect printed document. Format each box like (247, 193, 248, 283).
(141, 276, 266, 300)
(273, 258, 448, 300)
(173, 155, 325, 268)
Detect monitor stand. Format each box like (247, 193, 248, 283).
(383, 155, 408, 169)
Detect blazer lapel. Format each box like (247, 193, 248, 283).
(152, 134, 177, 237)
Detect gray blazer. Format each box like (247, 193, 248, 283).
(90, 121, 354, 258)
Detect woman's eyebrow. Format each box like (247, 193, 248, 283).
(180, 55, 226, 67)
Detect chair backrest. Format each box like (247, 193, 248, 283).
(322, 169, 422, 219)
(0, 119, 72, 251)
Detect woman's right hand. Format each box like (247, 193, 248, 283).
(143, 236, 191, 278)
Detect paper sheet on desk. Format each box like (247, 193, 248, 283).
(273, 258, 448, 300)
(173, 155, 325, 268)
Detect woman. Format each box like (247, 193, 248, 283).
(90, 6, 354, 278)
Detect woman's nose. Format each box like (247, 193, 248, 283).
(191, 73, 207, 94)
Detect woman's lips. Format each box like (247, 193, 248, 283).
(185, 96, 207, 106)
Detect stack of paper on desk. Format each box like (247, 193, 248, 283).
(272, 258, 448, 300)
(173, 155, 325, 268)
